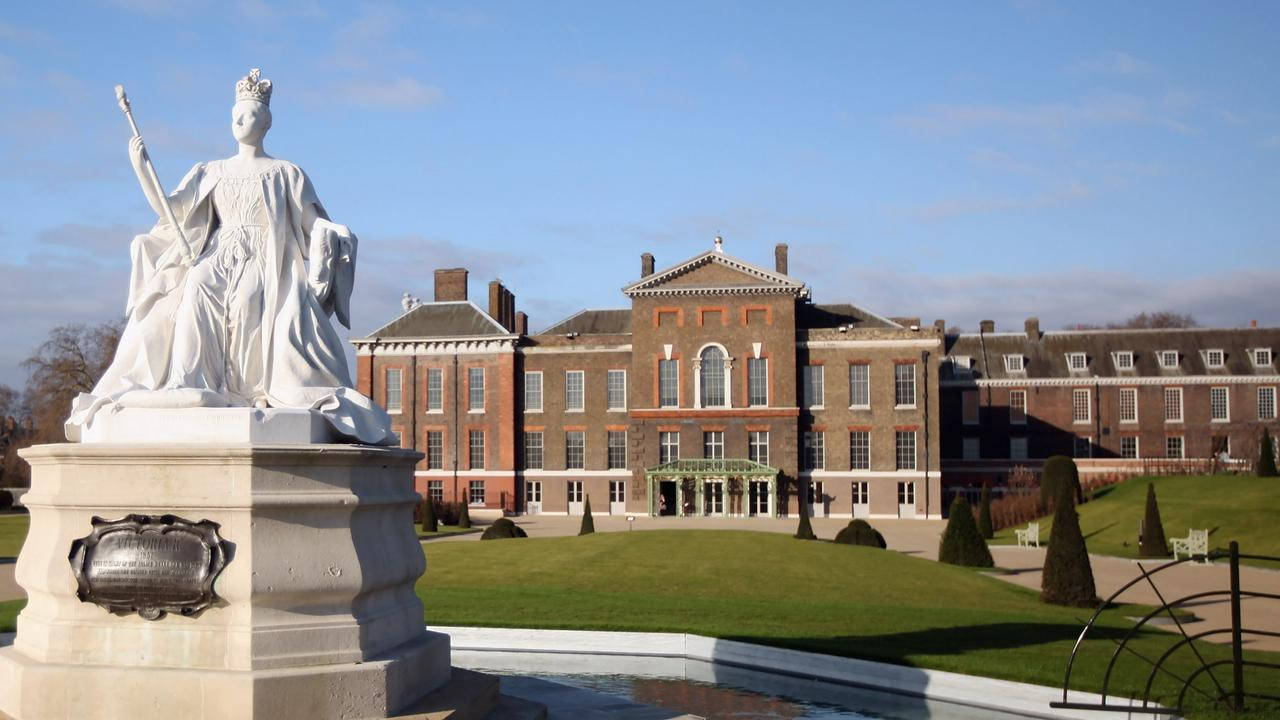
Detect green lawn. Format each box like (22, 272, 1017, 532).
(992, 475, 1280, 562)
(419, 529, 1279, 717)
(418, 524, 482, 540)
(0, 514, 28, 558)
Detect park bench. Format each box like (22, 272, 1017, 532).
(1171, 528, 1210, 563)
(1015, 522, 1040, 548)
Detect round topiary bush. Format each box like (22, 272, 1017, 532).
(938, 496, 994, 567)
(1041, 455, 1083, 508)
(480, 517, 528, 540)
(834, 519, 886, 549)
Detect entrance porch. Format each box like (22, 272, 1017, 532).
(644, 458, 779, 518)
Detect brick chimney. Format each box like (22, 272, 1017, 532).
(774, 243, 788, 275)
(504, 289, 516, 332)
(979, 319, 995, 333)
(515, 311, 528, 336)
(1025, 317, 1041, 340)
(488, 280, 503, 326)
(434, 268, 468, 302)
(933, 319, 946, 333)
(641, 252, 655, 277)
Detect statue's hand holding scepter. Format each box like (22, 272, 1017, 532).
(115, 85, 196, 265)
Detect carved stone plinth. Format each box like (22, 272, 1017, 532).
(0, 441, 462, 719)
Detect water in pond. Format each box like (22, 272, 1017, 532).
(453, 651, 1024, 719)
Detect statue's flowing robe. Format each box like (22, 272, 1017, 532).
(66, 159, 396, 445)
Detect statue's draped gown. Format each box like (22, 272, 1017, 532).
(66, 159, 396, 445)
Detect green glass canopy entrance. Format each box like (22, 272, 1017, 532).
(644, 458, 779, 518)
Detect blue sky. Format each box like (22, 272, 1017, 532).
(1, 1, 1278, 388)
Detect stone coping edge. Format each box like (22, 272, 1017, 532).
(431, 626, 1180, 720)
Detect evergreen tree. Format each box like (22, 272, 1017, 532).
(579, 495, 595, 535)
(1138, 483, 1168, 558)
(1259, 427, 1278, 478)
(1040, 478, 1098, 607)
(938, 496, 994, 567)
(1041, 455, 1083, 508)
(977, 483, 994, 539)
(421, 497, 438, 534)
(457, 501, 472, 529)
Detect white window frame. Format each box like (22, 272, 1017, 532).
(1205, 349, 1225, 369)
(1112, 351, 1134, 371)
(659, 431, 680, 464)
(1259, 386, 1278, 421)
(695, 343, 731, 409)
(607, 369, 627, 411)
(802, 365, 825, 409)
(1066, 352, 1088, 372)
(1009, 436, 1028, 461)
(1072, 388, 1091, 424)
(565, 370, 585, 413)
(1164, 386, 1184, 423)
(607, 430, 627, 469)
(962, 437, 980, 460)
(961, 390, 979, 426)
(748, 430, 769, 466)
(426, 367, 443, 413)
(1073, 435, 1093, 459)
(1118, 387, 1138, 424)
(747, 357, 769, 407)
(567, 480, 583, 503)
(849, 430, 870, 470)
(1158, 350, 1179, 370)
(425, 430, 444, 470)
(703, 430, 725, 460)
(803, 431, 825, 471)
(1009, 389, 1027, 425)
(1004, 354, 1025, 373)
(565, 430, 585, 470)
(849, 363, 870, 409)
(524, 371, 543, 413)
(384, 368, 402, 414)
(1165, 435, 1184, 459)
(1253, 348, 1273, 368)
(948, 355, 972, 379)
(895, 430, 917, 471)
(1121, 436, 1139, 459)
(658, 358, 679, 408)
(468, 480, 485, 506)
(523, 431, 543, 470)
(894, 364, 917, 408)
(468, 367, 485, 412)
(1210, 386, 1230, 422)
(468, 429, 485, 470)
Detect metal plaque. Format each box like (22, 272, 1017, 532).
(68, 514, 229, 621)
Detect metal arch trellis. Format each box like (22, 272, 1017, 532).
(1051, 541, 1280, 716)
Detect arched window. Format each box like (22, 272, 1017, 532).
(700, 346, 726, 407)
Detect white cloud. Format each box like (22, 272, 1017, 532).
(336, 76, 443, 109)
(892, 93, 1191, 137)
(1067, 50, 1154, 77)
(904, 182, 1091, 222)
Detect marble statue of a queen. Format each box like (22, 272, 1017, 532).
(66, 69, 396, 445)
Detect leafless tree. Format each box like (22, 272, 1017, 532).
(20, 320, 124, 445)
(1064, 310, 1199, 331)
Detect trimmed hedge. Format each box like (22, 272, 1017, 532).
(421, 497, 438, 533)
(938, 496, 993, 567)
(977, 484, 994, 540)
(480, 518, 528, 540)
(1041, 455, 1083, 508)
(1138, 483, 1169, 558)
(457, 501, 472, 529)
(579, 495, 595, 535)
(1041, 476, 1098, 607)
(834, 519, 886, 549)
(1260, 427, 1278, 478)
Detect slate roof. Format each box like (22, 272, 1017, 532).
(798, 303, 902, 330)
(539, 309, 632, 336)
(943, 327, 1280, 381)
(361, 301, 510, 339)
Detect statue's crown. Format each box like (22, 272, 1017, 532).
(235, 68, 272, 106)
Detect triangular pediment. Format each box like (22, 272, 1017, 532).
(622, 251, 805, 297)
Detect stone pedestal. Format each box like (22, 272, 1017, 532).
(0, 438, 457, 719)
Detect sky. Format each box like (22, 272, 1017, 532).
(1, 1, 1278, 389)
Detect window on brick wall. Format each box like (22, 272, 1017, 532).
(565, 370, 584, 412)
(1121, 436, 1139, 459)
(849, 431, 870, 469)
(1159, 351, 1179, 369)
(1009, 390, 1027, 425)
(385, 368, 402, 413)
(849, 364, 870, 408)
(802, 431, 825, 470)
(427, 480, 443, 503)
(962, 437, 979, 460)
(1010, 437, 1028, 460)
(1113, 351, 1134, 371)
(524, 371, 542, 412)
(699, 346, 727, 407)
(468, 480, 485, 506)
(1260, 387, 1277, 420)
(1211, 386, 1229, 421)
(1072, 389, 1091, 423)
(895, 431, 917, 470)
(895, 364, 916, 407)
(565, 431, 585, 470)
(426, 368, 443, 411)
(426, 431, 443, 469)
(851, 481, 869, 505)
(962, 390, 979, 425)
(468, 429, 485, 470)
(802, 365, 824, 408)
(1119, 388, 1138, 423)
(607, 430, 627, 469)
(523, 431, 543, 470)
(1166, 436, 1184, 459)
(1254, 348, 1273, 367)
(607, 369, 627, 410)
(748, 357, 768, 406)
(703, 431, 724, 459)
(659, 431, 679, 464)
(1165, 387, 1183, 422)
(1206, 349, 1225, 369)
(748, 431, 769, 465)
(468, 368, 484, 411)
(1074, 436, 1092, 458)
(659, 359, 679, 407)
(1067, 352, 1087, 371)
(567, 481, 583, 503)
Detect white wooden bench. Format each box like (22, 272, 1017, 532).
(1171, 529, 1209, 563)
(1015, 522, 1040, 548)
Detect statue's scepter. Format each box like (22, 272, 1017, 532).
(114, 85, 195, 264)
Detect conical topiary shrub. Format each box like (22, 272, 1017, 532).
(457, 500, 472, 529)
(1260, 427, 1278, 478)
(1040, 478, 1097, 607)
(1041, 455, 1082, 508)
(421, 497, 438, 534)
(579, 495, 595, 535)
(977, 483, 994, 539)
(1138, 483, 1169, 558)
(938, 496, 993, 567)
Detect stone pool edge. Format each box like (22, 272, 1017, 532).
(431, 626, 1179, 720)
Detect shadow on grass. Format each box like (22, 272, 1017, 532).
(1084, 522, 1117, 541)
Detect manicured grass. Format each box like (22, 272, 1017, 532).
(418, 525, 482, 540)
(418, 529, 1280, 717)
(0, 513, 28, 558)
(992, 475, 1280, 563)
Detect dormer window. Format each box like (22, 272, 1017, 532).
(1158, 351, 1179, 370)
(1205, 349, 1225, 369)
(1004, 355, 1025, 373)
(949, 356, 972, 378)
(1066, 352, 1088, 372)
(1253, 348, 1273, 367)
(1113, 351, 1134, 371)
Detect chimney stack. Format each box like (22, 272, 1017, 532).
(433, 268, 468, 302)
(1025, 317, 1041, 340)
(515, 311, 528, 336)
(979, 319, 995, 333)
(1251, 319, 1258, 328)
(504, 288, 516, 332)
(774, 243, 788, 275)
(641, 252, 655, 277)
(488, 280, 503, 327)
(933, 319, 946, 333)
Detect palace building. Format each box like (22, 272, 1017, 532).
(353, 240, 1279, 518)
